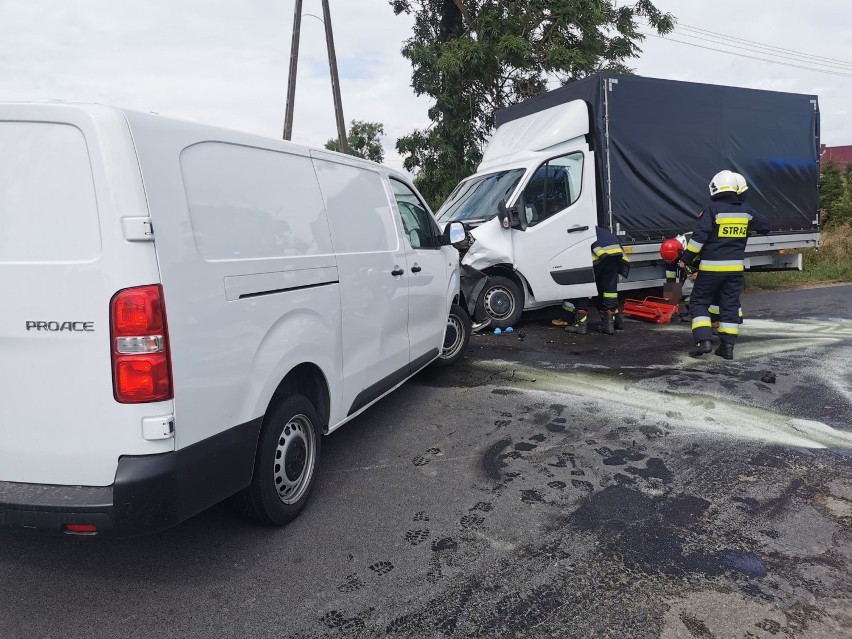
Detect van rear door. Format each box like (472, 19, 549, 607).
(0, 106, 172, 488)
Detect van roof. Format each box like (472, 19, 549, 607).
(0, 101, 397, 175)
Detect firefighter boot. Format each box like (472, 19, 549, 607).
(565, 312, 588, 335)
(714, 342, 735, 360)
(598, 310, 615, 335)
(551, 311, 575, 327)
(689, 340, 713, 357)
(614, 310, 624, 331)
(552, 302, 576, 327)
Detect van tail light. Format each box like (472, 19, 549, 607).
(110, 285, 173, 403)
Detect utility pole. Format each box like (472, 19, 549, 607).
(282, 0, 303, 140)
(321, 0, 349, 154)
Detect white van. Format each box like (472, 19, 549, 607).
(0, 103, 469, 537)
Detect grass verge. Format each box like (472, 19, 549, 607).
(746, 224, 852, 291)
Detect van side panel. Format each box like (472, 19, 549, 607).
(123, 112, 343, 455)
(0, 105, 171, 487)
(310, 155, 411, 419)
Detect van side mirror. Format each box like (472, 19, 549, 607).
(497, 199, 526, 231)
(441, 221, 466, 246)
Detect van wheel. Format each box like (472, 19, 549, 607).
(475, 276, 523, 329)
(433, 303, 471, 367)
(239, 394, 321, 525)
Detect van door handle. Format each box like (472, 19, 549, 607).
(411, 264, 422, 273)
(566, 225, 589, 234)
(391, 267, 405, 276)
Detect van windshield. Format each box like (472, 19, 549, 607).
(437, 169, 525, 223)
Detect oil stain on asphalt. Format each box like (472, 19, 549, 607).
(293, 315, 852, 638)
(302, 395, 851, 637)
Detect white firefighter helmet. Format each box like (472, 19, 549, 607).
(732, 172, 748, 195)
(708, 170, 738, 197)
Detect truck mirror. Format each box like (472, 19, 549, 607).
(497, 200, 511, 229)
(497, 200, 527, 231)
(513, 206, 528, 231)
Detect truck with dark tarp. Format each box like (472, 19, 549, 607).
(437, 73, 821, 328)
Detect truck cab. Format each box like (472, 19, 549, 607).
(437, 100, 599, 328)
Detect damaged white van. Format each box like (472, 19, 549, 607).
(0, 103, 468, 537)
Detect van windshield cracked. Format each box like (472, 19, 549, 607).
(437, 168, 525, 223)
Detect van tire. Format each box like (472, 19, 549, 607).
(239, 394, 322, 526)
(475, 276, 523, 329)
(433, 303, 471, 367)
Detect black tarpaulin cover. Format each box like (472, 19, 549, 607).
(495, 74, 820, 241)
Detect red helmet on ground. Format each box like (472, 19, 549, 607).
(660, 238, 682, 262)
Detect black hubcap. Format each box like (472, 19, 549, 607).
(443, 324, 458, 349)
(490, 292, 510, 314)
(285, 439, 307, 482)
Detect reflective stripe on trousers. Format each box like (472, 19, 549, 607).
(692, 315, 712, 329)
(718, 322, 739, 335)
(699, 259, 744, 272)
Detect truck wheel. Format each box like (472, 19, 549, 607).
(476, 276, 523, 329)
(239, 394, 321, 526)
(433, 303, 472, 367)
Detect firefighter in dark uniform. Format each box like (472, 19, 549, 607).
(564, 226, 630, 335)
(707, 173, 749, 329)
(662, 235, 744, 327)
(681, 170, 771, 359)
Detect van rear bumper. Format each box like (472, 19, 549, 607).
(0, 454, 189, 537)
(0, 417, 262, 537)
(0, 481, 116, 535)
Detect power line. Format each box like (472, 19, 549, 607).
(673, 28, 852, 71)
(646, 32, 852, 77)
(677, 23, 852, 68)
(640, 32, 852, 78)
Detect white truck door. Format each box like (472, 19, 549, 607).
(511, 148, 598, 303)
(312, 157, 411, 417)
(388, 178, 448, 366)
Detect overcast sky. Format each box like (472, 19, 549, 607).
(1, 0, 850, 174)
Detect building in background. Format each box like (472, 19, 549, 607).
(821, 144, 852, 170)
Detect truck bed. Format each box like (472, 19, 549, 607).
(496, 74, 820, 242)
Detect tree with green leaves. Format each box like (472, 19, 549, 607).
(820, 159, 844, 227)
(325, 120, 386, 163)
(836, 162, 852, 227)
(390, 0, 675, 207)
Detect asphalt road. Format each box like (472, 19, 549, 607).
(2, 285, 851, 639)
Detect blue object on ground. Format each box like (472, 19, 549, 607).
(493, 328, 502, 335)
(505, 327, 514, 333)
